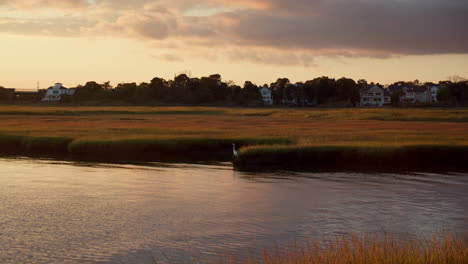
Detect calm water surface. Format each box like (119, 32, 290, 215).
(0, 158, 467, 263)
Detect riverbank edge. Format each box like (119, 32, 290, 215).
(0, 134, 293, 162)
(234, 145, 468, 172)
(1, 134, 468, 172)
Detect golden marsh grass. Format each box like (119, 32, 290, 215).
(228, 233, 468, 264)
(0, 106, 467, 167)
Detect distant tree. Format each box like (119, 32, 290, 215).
(113, 82, 137, 101)
(240, 81, 262, 105)
(200, 74, 228, 101)
(149, 77, 169, 101)
(102, 81, 112, 90)
(447, 75, 467, 83)
(0, 87, 10, 101)
(169, 74, 190, 102)
(302, 77, 336, 105)
(59, 94, 73, 103)
(391, 91, 403, 106)
(187, 78, 213, 104)
(131, 82, 152, 104)
(437, 86, 452, 103)
(228, 85, 242, 103)
(336, 77, 358, 105)
(73, 81, 105, 102)
(357, 79, 368, 89)
(270, 78, 290, 104)
(448, 81, 468, 106)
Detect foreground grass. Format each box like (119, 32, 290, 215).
(0, 106, 467, 168)
(225, 233, 468, 264)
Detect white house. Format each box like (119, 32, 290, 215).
(259, 86, 273, 105)
(428, 86, 440, 103)
(401, 86, 440, 104)
(359, 85, 390, 107)
(42, 83, 75, 102)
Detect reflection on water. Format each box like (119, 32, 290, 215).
(0, 158, 467, 264)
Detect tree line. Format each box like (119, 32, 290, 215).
(55, 74, 363, 106)
(1, 74, 468, 106)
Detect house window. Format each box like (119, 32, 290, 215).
(374, 98, 381, 102)
(367, 93, 373, 96)
(53, 91, 59, 94)
(376, 93, 382, 96)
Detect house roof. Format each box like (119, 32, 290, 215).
(360, 85, 383, 93)
(359, 86, 372, 93)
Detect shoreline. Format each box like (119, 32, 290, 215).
(1, 134, 468, 172)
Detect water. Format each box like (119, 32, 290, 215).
(0, 158, 467, 264)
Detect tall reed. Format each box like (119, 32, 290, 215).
(226, 233, 468, 264)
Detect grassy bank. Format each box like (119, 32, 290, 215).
(0, 106, 467, 169)
(0, 134, 292, 162)
(226, 233, 468, 264)
(235, 145, 468, 171)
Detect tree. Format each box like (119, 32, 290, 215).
(302, 77, 336, 105)
(102, 81, 112, 90)
(73, 81, 105, 102)
(113, 82, 137, 101)
(391, 91, 403, 106)
(270, 78, 290, 104)
(187, 78, 213, 104)
(437, 86, 452, 103)
(447, 75, 467, 83)
(0, 87, 11, 101)
(168, 74, 190, 102)
(132, 82, 152, 104)
(357, 79, 368, 89)
(149, 77, 169, 101)
(239, 81, 262, 105)
(336, 77, 358, 104)
(200, 74, 228, 102)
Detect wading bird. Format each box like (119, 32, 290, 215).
(232, 143, 238, 158)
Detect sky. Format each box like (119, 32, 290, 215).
(1, 0, 468, 88)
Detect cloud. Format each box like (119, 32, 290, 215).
(0, 16, 92, 36)
(1, 0, 467, 62)
(220, 0, 468, 55)
(0, 0, 88, 9)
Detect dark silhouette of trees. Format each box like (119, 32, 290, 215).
(113, 82, 137, 101)
(149, 77, 169, 101)
(0, 87, 10, 101)
(335, 78, 359, 106)
(73, 81, 105, 102)
(29, 73, 465, 107)
(270, 78, 290, 105)
(240, 81, 262, 106)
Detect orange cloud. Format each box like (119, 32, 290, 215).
(0, 0, 88, 9)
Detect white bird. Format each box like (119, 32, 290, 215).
(232, 143, 238, 158)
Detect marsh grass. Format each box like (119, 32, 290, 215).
(235, 144, 468, 171)
(227, 233, 468, 264)
(1, 106, 468, 122)
(0, 106, 467, 167)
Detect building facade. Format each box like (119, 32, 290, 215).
(259, 86, 273, 105)
(359, 85, 390, 107)
(42, 83, 75, 102)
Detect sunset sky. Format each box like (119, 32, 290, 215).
(1, 0, 467, 88)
